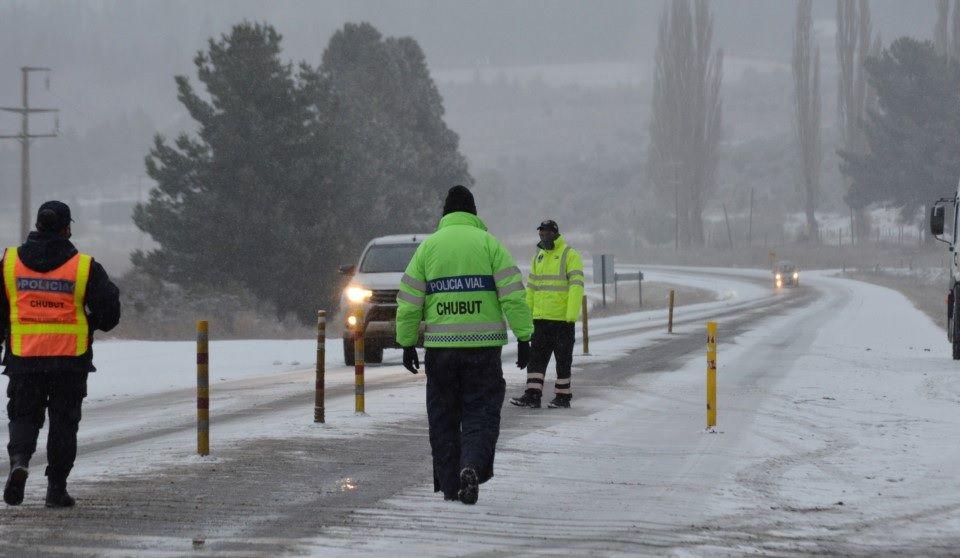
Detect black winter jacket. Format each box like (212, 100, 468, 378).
(0, 231, 121, 375)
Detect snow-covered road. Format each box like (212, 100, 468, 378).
(2, 267, 958, 556)
(307, 270, 960, 556)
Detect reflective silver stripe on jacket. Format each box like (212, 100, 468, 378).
(497, 281, 525, 297)
(397, 290, 424, 306)
(529, 247, 573, 283)
(493, 266, 522, 282)
(558, 246, 571, 277)
(566, 269, 584, 279)
(568, 279, 584, 287)
(527, 284, 569, 292)
(528, 273, 564, 281)
(401, 273, 426, 292)
(424, 321, 507, 333)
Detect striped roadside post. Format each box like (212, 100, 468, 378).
(668, 290, 675, 333)
(706, 322, 717, 429)
(354, 305, 365, 414)
(581, 296, 590, 355)
(197, 320, 209, 456)
(315, 310, 326, 423)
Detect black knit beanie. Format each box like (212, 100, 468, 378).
(442, 185, 477, 216)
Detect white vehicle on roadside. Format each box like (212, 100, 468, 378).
(931, 184, 960, 359)
(338, 234, 429, 365)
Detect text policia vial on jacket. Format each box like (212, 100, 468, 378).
(396, 185, 534, 505)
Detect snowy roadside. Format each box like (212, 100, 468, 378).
(0, 267, 772, 486)
(303, 271, 960, 556)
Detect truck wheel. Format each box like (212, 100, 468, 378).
(343, 338, 383, 364)
(366, 345, 384, 364)
(953, 290, 960, 361)
(343, 337, 355, 366)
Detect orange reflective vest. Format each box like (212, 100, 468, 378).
(3, 247, 92, 357)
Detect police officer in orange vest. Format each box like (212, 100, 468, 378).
(1, 201, 120, 507)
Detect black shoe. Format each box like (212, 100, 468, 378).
(509, 389, 541, 408)
(458, 467, 479, 505)
(547, 394, 572, 409)
(45, 483, 75, 508)
(3, 465, 28, 506)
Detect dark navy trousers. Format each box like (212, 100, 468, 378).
(6, 371, 87, 482)
(425, 347, 505, 497)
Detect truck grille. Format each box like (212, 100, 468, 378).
(370, 290, 399, 304)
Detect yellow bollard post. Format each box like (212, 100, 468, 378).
(315, 310, 326, 423)
(197, 320, 209, 456)
(668, 290, 675, 333)
(354, 305, 365, 414)
(706, 321, 717, 429)
(581, 296, 590, 355)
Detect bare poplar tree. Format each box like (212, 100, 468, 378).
(793, 0, 821, 242)
(852, 0, 871, 153)
(838, 0, 871, 153)
(836, 0, 874, 241)
(863, 32, 882, 116)
(952, 0, 960, 60)
(937, 0, 950, 55)
(647, 0, 723, 248)
(836, 0, 856, 137)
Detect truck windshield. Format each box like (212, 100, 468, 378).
(360, 244, 419, 273)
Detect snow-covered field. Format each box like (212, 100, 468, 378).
(2, 266, 959, 555)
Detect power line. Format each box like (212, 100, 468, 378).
(0, 67, 60, 241)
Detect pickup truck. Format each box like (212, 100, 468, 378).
(338, 234, 428, 365)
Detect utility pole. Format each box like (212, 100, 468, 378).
(1, 67, 59, 241)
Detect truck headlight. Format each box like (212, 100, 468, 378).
(775, 273, 782, 280)
(347, 315, 358, 327)
(793, 272, 799, 279)
(346, 286, 373, 303)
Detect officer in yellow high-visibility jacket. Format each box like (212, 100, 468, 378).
(510, 219, 584, 409)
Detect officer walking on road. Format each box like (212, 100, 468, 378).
(2, 201, 120, 508)
(396, 185, 533, 505)
(510, 219, 584, 409)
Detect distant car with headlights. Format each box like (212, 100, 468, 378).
(338, 234, 429, 365)
(774, 260, 799, 288)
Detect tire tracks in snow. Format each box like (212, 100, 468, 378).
(0, 269, 821, 556)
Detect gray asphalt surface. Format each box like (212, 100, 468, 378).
(0, 274, 815, 557)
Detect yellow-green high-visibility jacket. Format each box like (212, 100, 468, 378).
(396, 212, 534, 348)
(526, 235, 584, 322)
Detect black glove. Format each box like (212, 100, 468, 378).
(516, 340, 530, 369)
(402, 346, 420, 374)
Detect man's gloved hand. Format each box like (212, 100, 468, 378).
(402, 346, 420, 374)
(516, 340, 530, 369)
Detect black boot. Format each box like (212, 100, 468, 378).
(3, 457, 29, 506)
(509, 389, 541, 408)
(547, 393, 572, 409)
(45, 479, 75, 508)
(458, 467, 479, 505)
